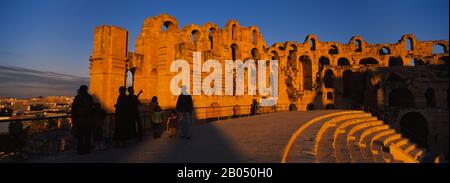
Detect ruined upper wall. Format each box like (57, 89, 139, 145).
(131, 14, 448, 69)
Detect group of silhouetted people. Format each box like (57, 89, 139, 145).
(70, 84, 194, 155)
(113, 86, 144, 147)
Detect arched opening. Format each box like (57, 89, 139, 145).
(126, 69, 134, 88)
(359, 57, 379, 65)
(326, 92, 333, 100)
(400, 112, 429, 149)
(150, 69, 158, 99)
(338, 57, 350, 66)
(270, 51, 279, 61)
(325, 104, 335, 110)
(354, 39, 362, 52)
(343, 70, 352, 98)
(324, 69, 334, 88)
(425, 88, 436, 108)
(231, 44, 239, 61)
(406, 37, 413, 51)
(388, 56, 403, 67)
(433, 44, 446, 54)
(162, 21, 175, 32)
(388, 87, 415, 108)
(191, 30, 200, 42)
(288, 104, 297, 111)
(232, 24, 238, 40)
(319, 56, 330, 67)
(307, 103, 315, 111)
(328, 45, 338, 55)
(310, 38, 316, 51)
(209, 28, 216, 49)
(379, 47, 390, 55)
(251, 48, 259, 59)
(300, 55, 313, 90)
(252, 30, 258, 44)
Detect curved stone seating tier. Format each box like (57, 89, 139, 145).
(358, 126, 391, 162)
(333, 118, 378, 163)
(346, 123, 385, 163)
(315, 114, 373, 163)
(285, 111, 425, 163)
(284, 111, 364, 163)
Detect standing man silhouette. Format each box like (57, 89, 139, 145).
(71, 85, 94, 155)
(176, 86, 193, 139)
(127, 87, 143, 140)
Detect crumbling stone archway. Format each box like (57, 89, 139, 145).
(388, 87, 415, 108)
(343, 70, 352, 98)
(337, 57, 350, 66)
(324, 69, 334, 88)
(162, 21, 176, 32)
(289, 103, 297, 111)
(251, 48, 259, 59)
(329, 45, 338, 55)
(432, 43, 447, 54)
(300, 55, 313, 90)
(319, 56, 330, 67)
(388, 56, 404, 67)
(231, 44, 240, 61)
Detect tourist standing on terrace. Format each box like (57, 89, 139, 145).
(127, 87, 143, 141)
(176, 86, 193, 139)
(149, 96, 159, 132)
(71, 85, 94, 155)
(113, 86, 129, 147)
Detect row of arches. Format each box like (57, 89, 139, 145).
(388, 87, 437, 109)
(160, 19, 447, 57)
(229, 42, 446, 68)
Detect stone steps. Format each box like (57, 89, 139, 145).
(315, 114, 372, 163)
(286, 111, 365, 163)
(347, 124, 386, 163)
(334, 117, 377, 163)
(287, 110, 425, 163)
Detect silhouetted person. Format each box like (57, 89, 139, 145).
(166, 110, 178, 138)
(251, 99, 258, 115)
(127, 87, 144, 140)
(93, 103, 106, 151)
(113, 86, 129, 147)
(71, 85, 94, 155)
(149, 96, 158, 131)
(176, 86, 193, 139)
(151, 105, 163, 138)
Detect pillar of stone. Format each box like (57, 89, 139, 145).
(89, 25, 128, 113)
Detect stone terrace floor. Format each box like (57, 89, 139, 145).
(31, 110, 340, 163)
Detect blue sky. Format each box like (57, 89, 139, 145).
(0, 0, 448, 78)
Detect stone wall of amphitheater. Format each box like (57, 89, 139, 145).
(89, 14, 449, 113)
